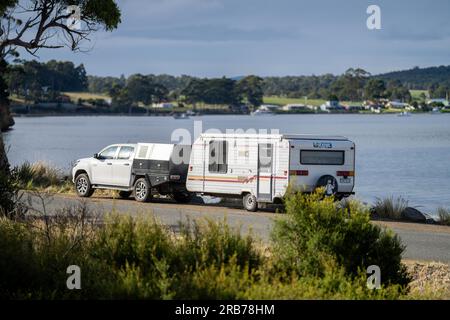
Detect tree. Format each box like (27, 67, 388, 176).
(0, 0, 121, 214)
(385, 80, 411, 102)
(333, 68, 370, 101)
(237, 75, 263, 110)
(364, 79, 386, 100)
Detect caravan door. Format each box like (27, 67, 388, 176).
(257, 143, 273, 201)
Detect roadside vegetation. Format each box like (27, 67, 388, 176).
(14, 162, 72, 193)
(371, 196, 409, 220)
(1, 189, 412, 300)
(437, 208, 450, 226)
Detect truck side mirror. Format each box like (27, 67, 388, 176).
(94, 153, 99, 159)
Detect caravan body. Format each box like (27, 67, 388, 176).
(186, 133, 355, 211)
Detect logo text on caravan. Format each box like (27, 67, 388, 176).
(313, 142, 332, 149)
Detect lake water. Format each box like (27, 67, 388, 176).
(3, 114, 450, 216)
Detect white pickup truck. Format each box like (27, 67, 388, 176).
(72, 143, 192, 203)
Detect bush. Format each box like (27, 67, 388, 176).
(372, 196, 409, 220)
(14, 162, 71, 192)
(16, 162, 64, 188)
(272, 189, 410, 287)
(437, 207, 450, 226)
(0, 196, 411, 300)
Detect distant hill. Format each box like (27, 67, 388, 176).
(375, 65, 450, 89)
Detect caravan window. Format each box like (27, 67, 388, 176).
(208, 140, 228, 173)
(300, 150, 344, 165)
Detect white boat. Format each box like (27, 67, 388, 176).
(173, 112, 189, 119)
(397, 111, 411, 117)
(431, 107, 440, 114)
(251, 109, 274, 116)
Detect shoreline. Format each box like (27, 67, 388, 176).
(10, 111, 446, 118)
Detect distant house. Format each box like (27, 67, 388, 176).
(320, 100, 345, 112)
(259, 104, 280, 111)
(57, 94, 71, 103)
(152, 102, 173, 109)
(387, 101, 410, 109)
(427, 99, 449, 107)
(282, 104, 315, 111)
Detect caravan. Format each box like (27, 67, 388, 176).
(186, 133, 355, 211)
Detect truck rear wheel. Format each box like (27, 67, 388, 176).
(75, 173, 94, 198)
(134, 178, 152, 202)
(173, 191, 192, 204)
(243, 193, 258, 212)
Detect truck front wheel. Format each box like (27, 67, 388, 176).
(134, 178, 152, 202)
(75, 173, 94, 198)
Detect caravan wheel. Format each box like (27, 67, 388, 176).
(243, 194, 258, 212)
(316, 175, 338, 196)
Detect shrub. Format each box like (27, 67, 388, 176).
(272, 189, 410, 287)
(15, 161, 67, 190)
(437, 207, 450, 226)
(0, 198, 412, 300)
(242, 260, 404, 300)
(372, 196, 409, 220)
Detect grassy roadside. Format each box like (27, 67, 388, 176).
(0, 190, 422, 299)
(4, 163, 450, 299)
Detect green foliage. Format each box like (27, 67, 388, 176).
(377, 65, 450, 91)
(15, 162, 66, 189)
(0, 193, 414, 299)
(372, 196, 409, 220)
(182, 78, 240, 106)
(6, 60, 88, 101)
(272, 189, 410, 287)
(236, 75, 264, 108)
(365, 79, 386, 100)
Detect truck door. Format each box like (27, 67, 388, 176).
(257, 143, 273, 201)
(113, 146, 135, 187)
(91, 146, 118, 185)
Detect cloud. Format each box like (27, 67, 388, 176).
(114, 24, 302, 43)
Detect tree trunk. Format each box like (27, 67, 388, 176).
(0, 133, 9, 174)
(0, 58, 13, 173)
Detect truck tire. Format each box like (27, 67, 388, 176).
(134, 178, 152, 202)
(243, 193, 258, 212)
(173, 191, 192, 204)
(118, 191, 132, 199)
(316, 175, 338, 196)
(75, 173, 94, 198)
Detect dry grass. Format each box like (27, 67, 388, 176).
(437, 208, 450, 226)
(372, 196, 409, 220)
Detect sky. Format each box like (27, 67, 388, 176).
(25, 0, 450, 77)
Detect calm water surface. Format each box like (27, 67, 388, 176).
(4, 114, 450, 216)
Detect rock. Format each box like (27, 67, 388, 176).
(401, 207, 427, 223)
(424, 213, 437, 224)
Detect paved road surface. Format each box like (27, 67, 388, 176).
(25, 193, 450, 263)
